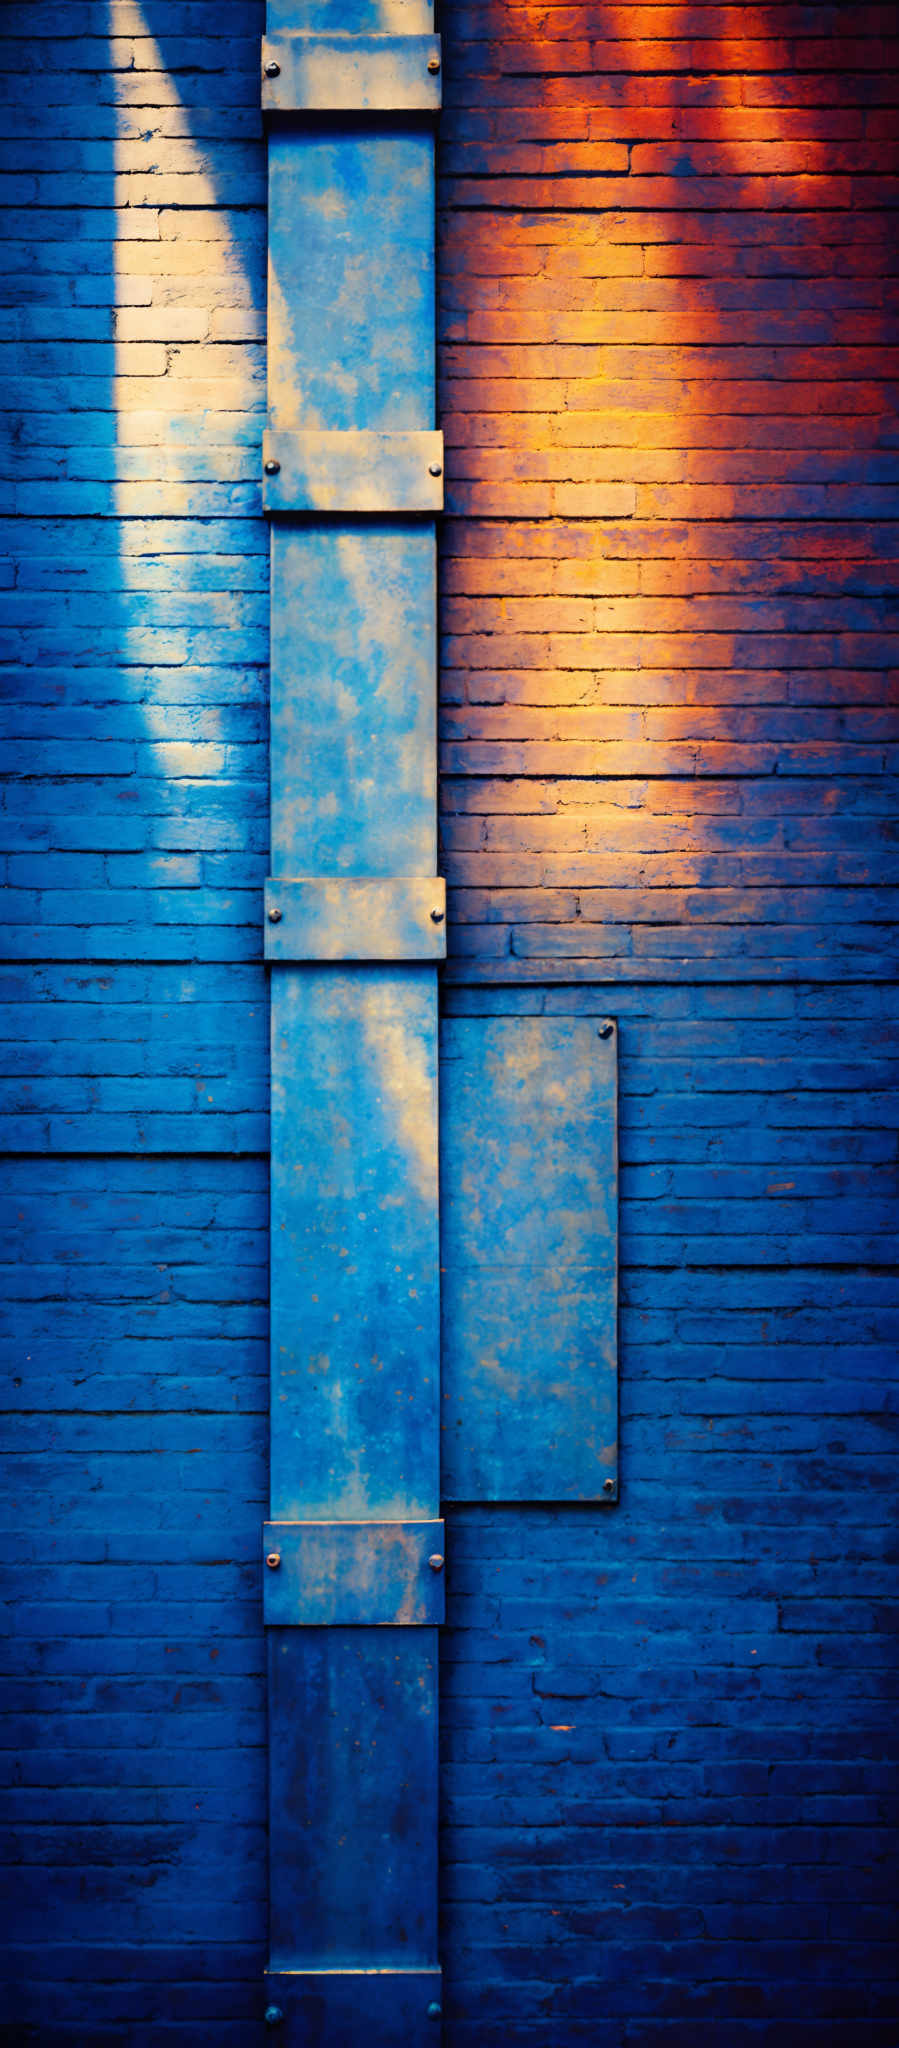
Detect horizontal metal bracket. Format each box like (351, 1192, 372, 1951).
(265, 877, 446, 962)
(263, 429, 444, 515)
(263, 1521, 446, 1626)
(262, 32, 442, 114)
(264, 1970, 443, 2044)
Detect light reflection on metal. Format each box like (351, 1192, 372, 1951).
(263, 877, 446, 960)
(261, 33, 442, 114)
(262, 429, 445, 514)
(264, 1, 442, 2034)
(440, 1009, 619, 1502)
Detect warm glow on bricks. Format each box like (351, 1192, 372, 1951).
(437, 1, 898, 978)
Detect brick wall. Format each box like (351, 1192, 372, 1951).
(438, 4, 898, 979)
(437, 3, 898, 2042)
(0, 3, 269, 2039)
(0, 2, 896, 2044)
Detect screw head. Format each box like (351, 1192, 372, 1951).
(597, 1021, 614, 1039)
(428, 1553, 445, 1572)
(264, 458, 280, 476)
(264, 59, 281, 77)
(428, 461, 442, 477)
(427, 56, 440, 74)
(603, 1478, 615, 1494)
(430, 906, 445, 924)
(268, 906, 282, 924)
(427, 2003, 442, 2021)
(266, 1552, 282, 1569)
(264, 2009, 283, 2028)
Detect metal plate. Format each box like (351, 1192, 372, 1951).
(264, 1968, 442, 2046)
(271, 965, 439, 1523)
(265, 878, 445, 961)
(268, 129, 434, 435)
(264, 9, 441, 2013)
(439, 1014, 619, 1502)
(271, 524, 436, 876)
(262, 34, 442, 114)
(263, 1521, 445, 1625)
(268, 1629, 439, 1967)
(267, 1, 434, 26)
(263, 430, 444, 514)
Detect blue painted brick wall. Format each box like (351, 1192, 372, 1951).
(438, 982, 898, 2045)
(436, 1, 898, 2042)
(1, 1, 270, 2039)
(1, 1, 897, 2044)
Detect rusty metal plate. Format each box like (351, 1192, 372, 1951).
(268, 129, 434, 437)
(262, 33, 442, 114)
(439, 1013, 619, 1502)
(263, 1521, 446, 1625)
(266, 0, 435, 25)
(270, 526, 437, 877)
(270, 965, 439, 1523)
(263, 429, 444, 514)
(264, 1968, 443, 2044)
(268, 1630, 439, 1967)
(265, 878, 445, 961)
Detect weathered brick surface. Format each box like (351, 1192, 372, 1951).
(438, 1, 898, 978)
(437, 5, 898, 2043)
(0, 2, 897, 2044)
(439, 982, 898, 2042)
(0, 2, 269, 2039)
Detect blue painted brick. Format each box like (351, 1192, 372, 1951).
(2, 0, 898, 2042)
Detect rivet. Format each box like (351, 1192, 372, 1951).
(603, 1478, 615, 1494)
(266, 1552, 282, 1569)
(428, 461, 442, 477)
(427, 2003, 442, 2020)
(264, 2008, 283, 2028)
(264, 60, 281, 77)
(430, 907, 445, 924)
(268, 906, 283, 924)
(427, 56, 440, 74)
(597, 1021, 614, 1039)
(428, 1553, 445, 1572)
(264, 458, 280, 475)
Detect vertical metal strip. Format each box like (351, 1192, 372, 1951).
(262, 4, 442, 2041)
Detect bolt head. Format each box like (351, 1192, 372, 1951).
(427, 56, 440, 74)
(264, 458, 280, 476)
(266, 1552, 282, 1569)
(264, 2008, 283, 2028)
(268, 906, 282, 924)
(597, 1021, 614, 1040)
(430, 906, 445, 924)
(264, 60, 281, 77)
(428, 1553, 445, 1572)
(428, 462, 442, 477)
(603, 1478, 615, 1494)
(427, 2003, 442, 2020)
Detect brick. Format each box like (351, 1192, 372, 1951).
(2, 0, 898, 2041)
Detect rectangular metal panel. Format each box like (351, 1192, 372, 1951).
(439, 1015, 619, 1501)
(265, 878, 445, 962)
(268, 129, 434, 435)
(262, 34, 442, 114)
(263, 430, 444, 514)
(270, 524, 436, 876)
(268, 1628, 439, 1966)
(263, 1521, 445, 1625)
(271, 966, 439, 1522)
(264, 1970, 442, 2046)
(264, 14, 440, 2034)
